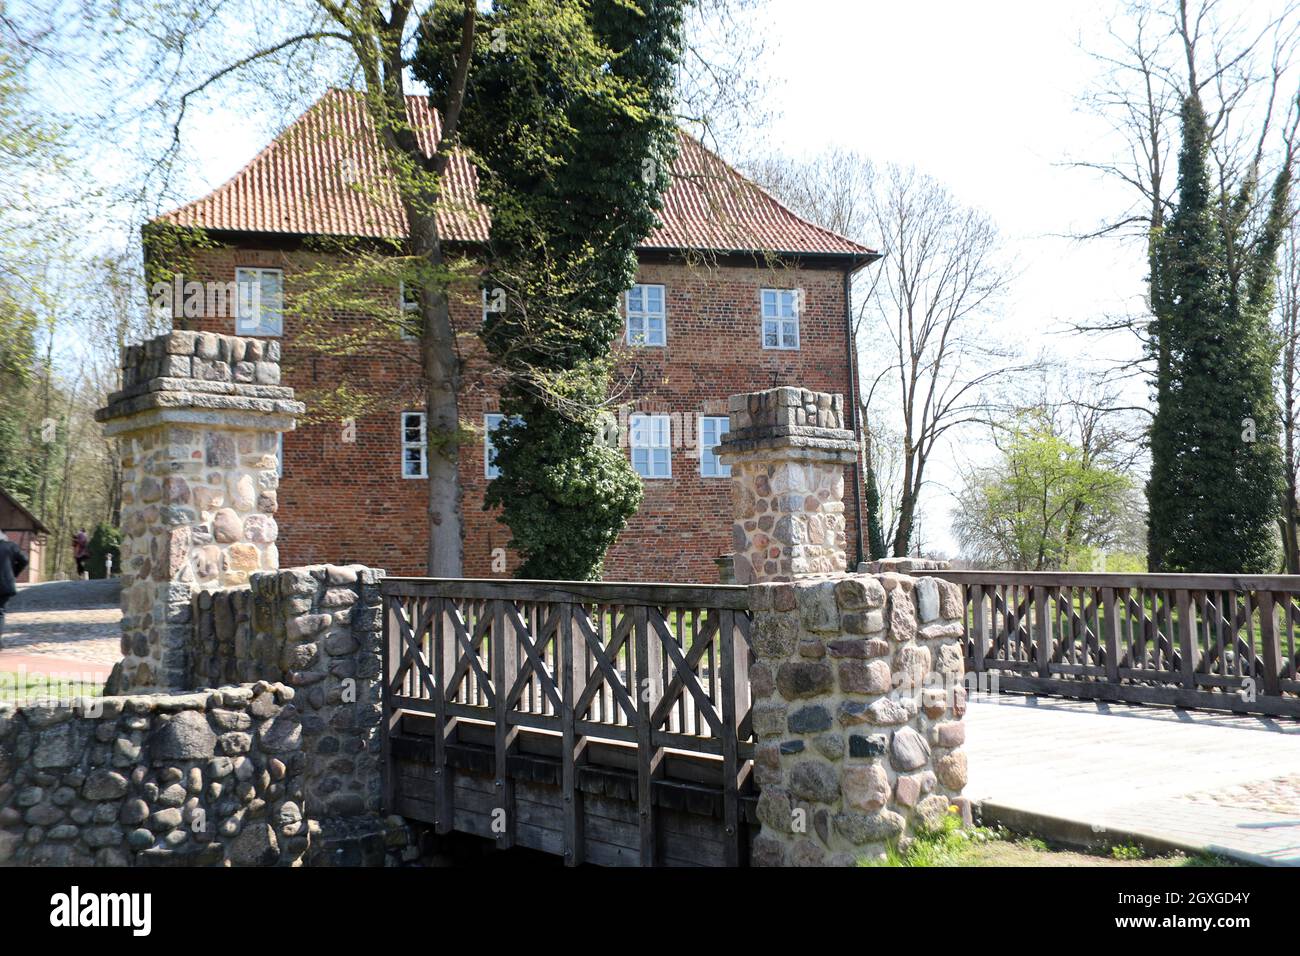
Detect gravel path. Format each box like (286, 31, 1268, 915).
(1, 580, 123, 667)
(9, 578, 120, 612)
(1181, 774, 1300, 816)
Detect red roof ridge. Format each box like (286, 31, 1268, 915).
(645, 131, 876, 258)
(159, 92, 326, 223)
(738, 158, 876, 255)
(155, 88, 876, 262)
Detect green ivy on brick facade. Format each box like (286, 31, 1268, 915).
(416, 0, 686, 579)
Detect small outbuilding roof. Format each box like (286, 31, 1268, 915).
(0, 488, 50, 535)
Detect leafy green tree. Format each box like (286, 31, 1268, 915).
(416, 0, 685, 579)
(0, 410, 41, 506)
(104, 1, 489, 578)
(0, 288, 39, 503)
(954, 411, 1139, 571)
(0, 38, 66, 517)
(33, 0, 759, 579)
(1146, 89, 1290, 572)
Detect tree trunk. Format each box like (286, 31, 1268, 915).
(891, 432, 914, 557)
(358, 0, 475, 578)
(892, 495, 914, 558)
(1285, 419, 1300, 574)
(410, 211, 464, 577)
(36, 333, 55, 523)
(893, 448, 924, 558)
(860, 417, 886, 561)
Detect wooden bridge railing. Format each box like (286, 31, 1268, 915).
(380, 578, 755, 865)
(916, 571, 1300, 718)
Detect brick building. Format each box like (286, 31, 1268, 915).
(151, 90, 878, 582)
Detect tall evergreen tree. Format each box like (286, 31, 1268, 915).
(1147, 93, 1290, 572)
(416, 0, 685, 579)
(863, 441, 886, 561)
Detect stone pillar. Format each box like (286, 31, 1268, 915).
(718, 387, 858, 584)
(96, 331, 304, 693)
(747, 572, 970, 867)
(721, 388, 967, 866)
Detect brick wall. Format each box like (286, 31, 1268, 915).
(169, 242, 862, 582)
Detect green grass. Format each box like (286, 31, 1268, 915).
(859, 813, 1238, 868)
(0, 671, 105, 706)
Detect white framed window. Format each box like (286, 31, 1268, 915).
(275, 434, 284, 478)
(625, 284, 666, 346)
(401, 411, 427, 479)
(484, 413, 505, 479)
(761, 288, 800, 350)
(482, 286, 506, 323)
(699, 416, 731, 478)
(630, 413, 671, 478)
(399, 280, 419, 340)
(235, 268, 284, 337)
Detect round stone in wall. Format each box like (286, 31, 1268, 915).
(889, 726, 931, 772)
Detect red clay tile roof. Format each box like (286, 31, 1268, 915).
(157, 89, 875, 261)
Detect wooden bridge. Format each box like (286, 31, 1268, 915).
(379, 571, 1300, 867)
(925, 571, 1300, 718)
(380, 578, 758, 866)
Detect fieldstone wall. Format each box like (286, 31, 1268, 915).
(0, 683, 309, 867)
(52, 330, 418, 866)
(0, 561, 415, 869)
(718, 385, 970, 865)
(719, 387, 858, 584)
(747, 572, 970, 866)
(188, 564, 386, 822)
(96, 329, 304, 694)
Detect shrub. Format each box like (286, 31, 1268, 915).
(1111, 842, 1145, 861)
(86, 522, 121, 579)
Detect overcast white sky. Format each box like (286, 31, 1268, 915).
(140, 0, 1179, 556)
(753, 0, 1152, 554)
(760, 0, 1149, 325)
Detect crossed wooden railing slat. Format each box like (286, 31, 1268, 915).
(380, 579, 755, 866)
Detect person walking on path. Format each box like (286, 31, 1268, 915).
(0, 530, 29, 648)
(73, 528, 89, 579)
